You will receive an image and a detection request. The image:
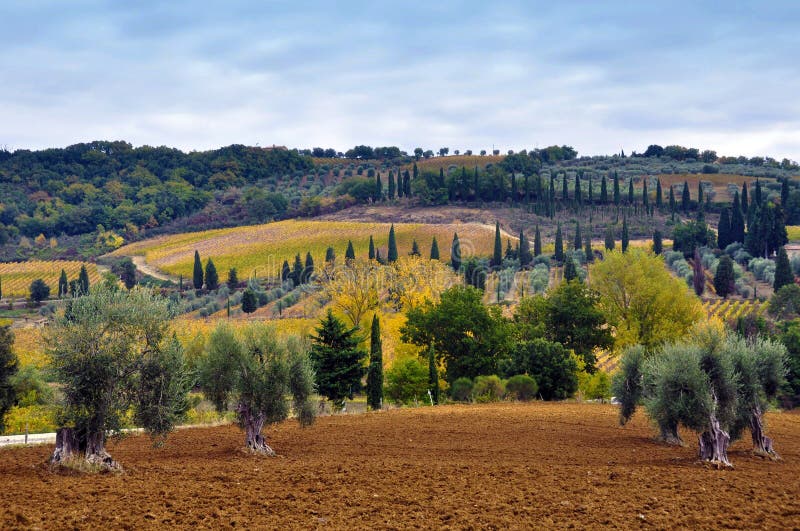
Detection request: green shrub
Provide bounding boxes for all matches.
[505,374,538,401]
[450,377,474,402]
[385,357,429,405]
[584,371,611,401]
[472,375,505,403]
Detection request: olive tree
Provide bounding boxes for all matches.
[47,287,188,470]
[198,323,315,455]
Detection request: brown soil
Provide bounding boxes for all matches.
[1,403,799,529]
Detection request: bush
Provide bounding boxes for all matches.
[472,375,505,403]
[505,374,538,401]
[450,377,474,402]
[384,357,429,405]
[584,371,611,401]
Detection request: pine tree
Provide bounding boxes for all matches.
[368,235,375,260]
[193,250,203,290]
[652,230,663,255]
[281,260,291,283]
[492,222,502,268]
[600,175,608,204]
[345,240,355,261]
[387,224,398,263]
[621,216,629,252]
[304,252,315,283]
[205,259,219,290]
[574,221,582,250]
[655,179,663,208]
[774,246,794,291]
[534,225,542,256]
[451,233,461,271]
[613,172,620,205]
[430,237,440,260]
[310,310,367,410]
[628,178,634,204]
[554,224,564,262]
[731,192,745,244]
[325,246,335,264]
[605,225,615,251]
[519,230,532,267]
[388,171,396,200]
[714,255,735,298]
[227,268,238,290]
[366,314,383,410]
[428,343,439,405]
[564,257,578,282]
[241,288,257,313]
[717,208,731,249]
[642,179,649,207]
[410,239,421,257]
[682,181,690,212]
[58,269,68,297]
[78,264,90,295]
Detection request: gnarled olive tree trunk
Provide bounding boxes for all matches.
[50,427,120,470]
[237,403,275,456]
[656,420,683,446]
[749,404,779,460]
[698,414,732,468]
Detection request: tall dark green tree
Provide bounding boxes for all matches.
[653,230,663,255]
[642,179,649,208]
[410,239,421,257]
[241,288,257,313]
[403,169,411,197]
[0,324,16,433]
[121,260,137,290]
[292,254,303,287]
[717,208,732,249]
[205,259,219,290]
[774,247,794,291]
[613,172,620,205]
[492,222,502,268]
[193,250,203,290]
[621,216,629,252]
[534,225,542,256]
[554,224,564,262]
[574,174,582,205]
[519,230,532,267]
[366,314,383,410]
[561,173,568,201]
[388,171,396,200]
[574,221,582,250]
[564,258,578,282]
[655,179,663,208]
[600,175,608,204]
[714,255,735,298]
[325,246,335,264]
[309,310,367,411]
[451,233,461,271]
[281,260,291,283]
[584,233,594,263]
[682,181,691,212]
[368,235,376,260]
[731,192,745,244]
[303,252,315,283]
[781,177,789,206]
[430,237,440,260]
[428,343,439,405]
[345,240,355,261]
[58,269,69,297]
[78,264,90,295]
[742,182,749,217]
[387,224,398,263]
[627,179,634,204]
[605,225,615,251]
[755,179,762,206]
[669,185,676,213]
[697,180,704,206]
[374,173,383,201]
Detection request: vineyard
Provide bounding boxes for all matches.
[0,260,101,298]
[657,173,764,203]
[702,298,768,322]
[111,220,498,280]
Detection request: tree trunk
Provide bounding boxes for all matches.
[750,404,780,460]
[238,404,274,456]
[698,414,732,468]
[50,427,120,470]
[656,420,683,446]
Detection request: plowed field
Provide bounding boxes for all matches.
[1,403,799,529]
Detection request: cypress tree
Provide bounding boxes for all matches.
[714,255,735,298]
[304,252,315,283]
[205,259,219,290]
[741,182,749,216]
[561,173,568,201]
[554,224,564,262]
[492,222,502,268]
[584,233,594,263]
[511,173,518,202]
[387,224,398,263]
[731,192,745,244]
[325,246,335,264]
[375,249,385,265]
[366,314,384,410]
[782,178,790,206]
[621,215,629,252]
[682,181,690,212]
[292,254,303,287]
[374,174,383,201]
[519,230,532,266]
[193,250,203,289]
[345,240,355,261]
[574,174,581,205]
[564,257,578,282]
[549,176,556,207]
[534,225,542,256]
[227,268,238,290]
[58,269,68,297]
[388,171,396,200]
[461,167,470,200]
[755,179,762,206]
[774,246,794,291]
[281,259,291,282]
[717,208,731,249]
[613,172,620,205]
[655,179,663,208]
[669,185,676,213]
[642,179,649,207]
[587,175,593,205]
[451,233,461,271]
[653,230,663,255]
[428,343,439,405]
[413,162,419,181]
[410,239,421,257]
[403,169,411,197]
[600,175,608,204]
[368,235,375,260]
[605,226,615,251]
[697,180,704,206]
[78,264,90,295]
[574,221,582,250]
[627,178,634,204]
[430,237,440,260]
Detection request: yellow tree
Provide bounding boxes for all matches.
[323,258,383,329]
[388,256,460,312]
[590,249,703,351]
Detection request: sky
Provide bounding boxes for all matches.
[1,1,799,160]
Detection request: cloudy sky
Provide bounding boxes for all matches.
[1,1,799,159]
